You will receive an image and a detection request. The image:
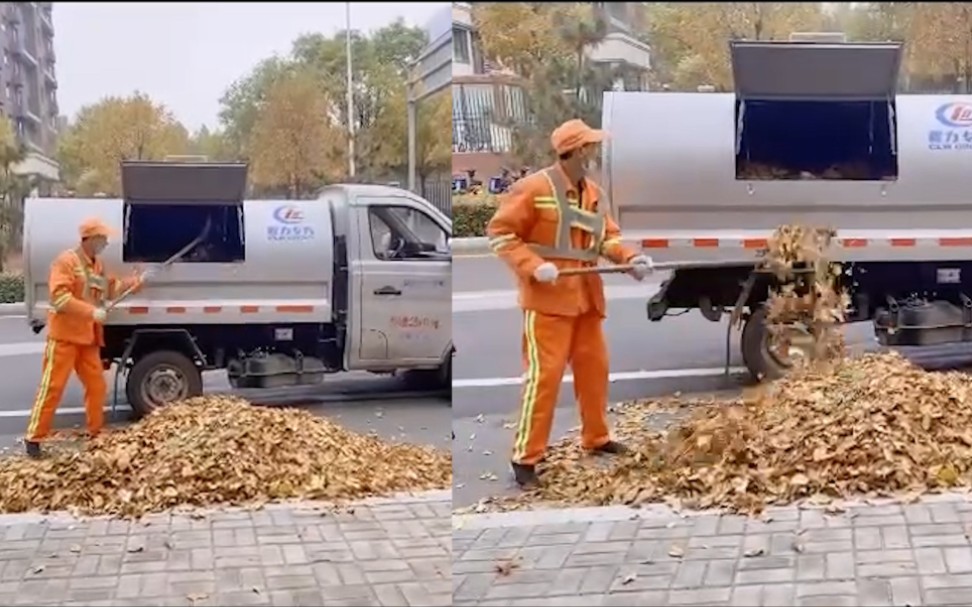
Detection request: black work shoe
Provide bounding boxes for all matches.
[24,441,42,459]
[511,462,540,489]
[592,440,628,455]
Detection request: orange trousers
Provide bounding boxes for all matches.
[26,339,106,442]
[512,310,611,465]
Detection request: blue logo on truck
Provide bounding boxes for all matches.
[267,205,315,241]
[928,102,972,151]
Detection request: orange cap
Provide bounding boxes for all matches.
[78,217,115,239]
[550,119,607,155]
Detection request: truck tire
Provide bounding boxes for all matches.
[126,350,203,419]
[740,307,789,381]
[402,357,451,394]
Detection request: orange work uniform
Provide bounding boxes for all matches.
[487,163,639,466]
[26,247,139,442]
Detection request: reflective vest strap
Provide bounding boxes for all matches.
[70,249,105,305]
[528,244,600,262]
[543,168,606,253]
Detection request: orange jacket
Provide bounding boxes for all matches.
[47,248,140,346]
[487,165,637,317]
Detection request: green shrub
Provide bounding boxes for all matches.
[453,193,499,238]
[0,273,23,303]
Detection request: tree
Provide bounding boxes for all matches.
[476,4,618,167]
[471,3,596,78]
[288,19,429,179]
[56,93,190,196]
[903,3,972,92]
[189,126,234,161]
[647,3,824,90]
[217,57,296,161]
[0,116,31,269]
[247,68,341,198]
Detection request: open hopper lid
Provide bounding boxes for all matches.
[730,39,903,100]
[121,161,248,205]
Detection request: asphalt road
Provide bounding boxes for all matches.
[451,253,972,509]
[0,317,451,458]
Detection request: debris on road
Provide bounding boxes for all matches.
[0,396,451,517]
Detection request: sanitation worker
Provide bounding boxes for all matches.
[24,217,151,458]
[487,118,654,488]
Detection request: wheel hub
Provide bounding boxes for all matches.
[766,324,815,368]
[142,366,189,405]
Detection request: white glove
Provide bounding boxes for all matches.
[140,266,159,282]
[628,255,653,281]
[92,308,107,323]
[533,262,559,284]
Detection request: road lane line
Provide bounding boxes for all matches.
[453,283,665,313]
[453,366,747,388]
[0,342,45,357]
[0,406,107,419]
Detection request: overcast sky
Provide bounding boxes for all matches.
[54,2,449,132]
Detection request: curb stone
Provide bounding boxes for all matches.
[452,237,490,254]
[451,489,972,529]
[0,489,452,524]
[0,302,23,316]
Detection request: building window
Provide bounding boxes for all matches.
[3,52,8,65]
[453,26,470,64]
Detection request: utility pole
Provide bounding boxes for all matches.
[346,2,356,179]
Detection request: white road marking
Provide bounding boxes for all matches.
[0,342,45,357]
[0,406,114,419]
[453,366,747,388]
[453,283,665,313]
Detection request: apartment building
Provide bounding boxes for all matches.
[452,1,651,178]
[0,2,59,183]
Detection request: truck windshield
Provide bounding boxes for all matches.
[735,98,898,181]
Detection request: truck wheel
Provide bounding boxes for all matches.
[740,307,792,381]
[402,358,451,394]
[126,350,203,419]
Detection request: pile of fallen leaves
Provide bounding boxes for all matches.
[0,396,451,517]
[509,352,972,514]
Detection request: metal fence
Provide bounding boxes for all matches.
[420,177,452,217]
[452,82,527,154]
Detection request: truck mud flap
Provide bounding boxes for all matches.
[647,274,676,321]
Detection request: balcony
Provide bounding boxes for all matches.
[4,4,20,24]
[14,38,38,67]
[586,32,651,70]
[43,67,55,88]
[40,9,53,34]
[15,102,42,126]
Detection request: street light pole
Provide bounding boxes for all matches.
[345,1,356,180]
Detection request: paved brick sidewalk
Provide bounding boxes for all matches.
[0,490,451,606]
[452,492,972,606]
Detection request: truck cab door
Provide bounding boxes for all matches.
[347,195,451,370]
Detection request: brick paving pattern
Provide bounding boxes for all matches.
[0,490,451,606]
[452,492,972,606]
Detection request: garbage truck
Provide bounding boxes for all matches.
[601,36,972,379]
[23,161,453,416]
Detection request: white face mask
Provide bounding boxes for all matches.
[92,241,107,256]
